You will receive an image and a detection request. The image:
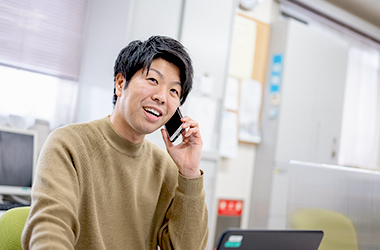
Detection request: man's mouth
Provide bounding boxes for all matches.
[143,107,162,117]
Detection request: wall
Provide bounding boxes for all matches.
[213,0,274,232]
[75,0,132,123]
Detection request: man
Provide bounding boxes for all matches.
[22,36,208,249]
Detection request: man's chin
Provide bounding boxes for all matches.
[143,125,163,135]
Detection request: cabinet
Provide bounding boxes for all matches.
[250,18,349,228]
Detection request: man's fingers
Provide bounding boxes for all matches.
[161,128,173,148]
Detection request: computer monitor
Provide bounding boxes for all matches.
[0,126,37,197]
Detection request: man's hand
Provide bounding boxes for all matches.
[161,116,202,178]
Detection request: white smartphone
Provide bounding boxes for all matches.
[165,108,185,142]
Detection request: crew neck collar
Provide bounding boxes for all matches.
[98,116,146,157]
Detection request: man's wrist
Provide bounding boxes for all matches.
[179,168,202,179]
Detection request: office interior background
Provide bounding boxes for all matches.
[0,0,380,249]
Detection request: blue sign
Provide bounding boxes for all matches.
[269,54,283,94]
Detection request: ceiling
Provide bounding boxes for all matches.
[326,0,380,28]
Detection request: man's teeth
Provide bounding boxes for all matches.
[144,107,160,117]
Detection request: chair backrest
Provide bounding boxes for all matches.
[0,206,30,250]
[290,208,358,250]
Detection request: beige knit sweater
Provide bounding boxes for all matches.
[21,117,208,249]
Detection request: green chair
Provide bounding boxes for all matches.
[290,208,358,250]
[0,206,30,250]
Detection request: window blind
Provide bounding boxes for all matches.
[0,0,88,80]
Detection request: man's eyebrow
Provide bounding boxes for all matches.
[150,68,181,86]
[149,68,164,78]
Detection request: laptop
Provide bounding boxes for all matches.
[216,229,324,250]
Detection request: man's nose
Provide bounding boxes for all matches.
[152,87,167,104]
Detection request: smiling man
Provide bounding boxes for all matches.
[22,36,208,250]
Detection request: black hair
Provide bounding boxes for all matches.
[113,36,193,107]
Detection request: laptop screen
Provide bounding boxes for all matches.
[216,229,323,250]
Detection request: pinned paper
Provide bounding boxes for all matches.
[219,110,238,158]
[183,95,217,152]
[198,74,215,96]
[239,79,262,143]
[228,15,257,78]
[224,76,239,111]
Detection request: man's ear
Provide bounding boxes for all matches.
[115,73,125,97]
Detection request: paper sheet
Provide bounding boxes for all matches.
[199,74,215,96]
[228,15,257,78]
[223,76,240,111]
[182,94,217,152]
[238,79,262,143]
[219,110,238,158]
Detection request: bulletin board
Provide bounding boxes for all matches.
[220,13,270,156]
[239,13,270,144]
[250,15,271,85]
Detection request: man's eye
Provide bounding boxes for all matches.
[149,78,158,84]
[171,89,179,96]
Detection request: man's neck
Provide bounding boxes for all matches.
[108,115,145,144]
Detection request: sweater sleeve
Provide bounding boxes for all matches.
[21,128,81,250]
[158,170,209,250]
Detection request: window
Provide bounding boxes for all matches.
[339,43,380,169]
[0,0,88,129]
[0,66,78,129]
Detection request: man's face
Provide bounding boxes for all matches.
[112,58,182,143]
